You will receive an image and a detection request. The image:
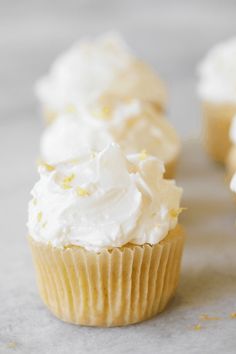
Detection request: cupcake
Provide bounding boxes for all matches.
[226,116,236,178]
[27,144,184,327]
[40,99,181,179]
[35,32,167,123]
[230,171,236,194]
[197,37,236,163]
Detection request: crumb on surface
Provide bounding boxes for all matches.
[193,324,202,331]
[230,312,236,319]
[6,341,17,349]
[199,314,221,321]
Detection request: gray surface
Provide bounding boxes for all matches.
[1,1,236,353]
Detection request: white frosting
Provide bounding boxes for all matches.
[197,37,236,103]
[230,172,236,192]
[40,100,179,165]
[36,32,133,111]
[229,115,236,144]
[28,144,182,251]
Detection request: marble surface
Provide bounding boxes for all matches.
[1,1,236,353]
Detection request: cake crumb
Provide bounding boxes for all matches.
[230,312,236,319]
[199,314,221,321]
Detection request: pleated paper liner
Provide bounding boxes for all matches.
[165,157,178,179]
[202,101,236,163]
[226,145,236,181]
[29,225,184,327]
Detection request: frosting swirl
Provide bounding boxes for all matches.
[35,32,166,112]
[40,100,180,165]
[197,37,236,103]
[28,144,182,251]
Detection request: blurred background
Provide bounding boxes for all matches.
[2,1,236,353]
[3,0,236,136]
[2,0,236,203]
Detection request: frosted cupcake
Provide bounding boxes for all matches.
[35,32,167,123]
[226,116,236,178]
[197,37,236,163]
[40,99,181,179]
[27,144,184,327]
[230,171,236,191]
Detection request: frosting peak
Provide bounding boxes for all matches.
[197,37,236,103]
[40,100,180,165]
[36,32,133,111]
[28,144,182,251]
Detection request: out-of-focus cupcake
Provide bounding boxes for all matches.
[226,115,236,178]
[40,99,181,179]
[27,143,184,327]
[36,32,167,123]
[197,38,236,163]
[230,171,236,199]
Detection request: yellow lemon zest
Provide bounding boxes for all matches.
[92,106,111,120]
[37,212,42,222]
[169,207,187,218]
[61,174,75,189]
[38,160,55,172]
[139,149,148,161]
[76,186,90,197]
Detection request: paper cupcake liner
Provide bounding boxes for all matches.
[226,145,236,181]
[29,226,184,327]
[202,101,236,163]
[165,157,178,179]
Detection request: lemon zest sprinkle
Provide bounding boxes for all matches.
[37,212,42,222]
[38,161,55,172]
[61,174,75,189]
[92,106,111,120]
[63,174,75,184]
[139,149,148,161]
[76,186,90,197]
[169,207,187,218]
